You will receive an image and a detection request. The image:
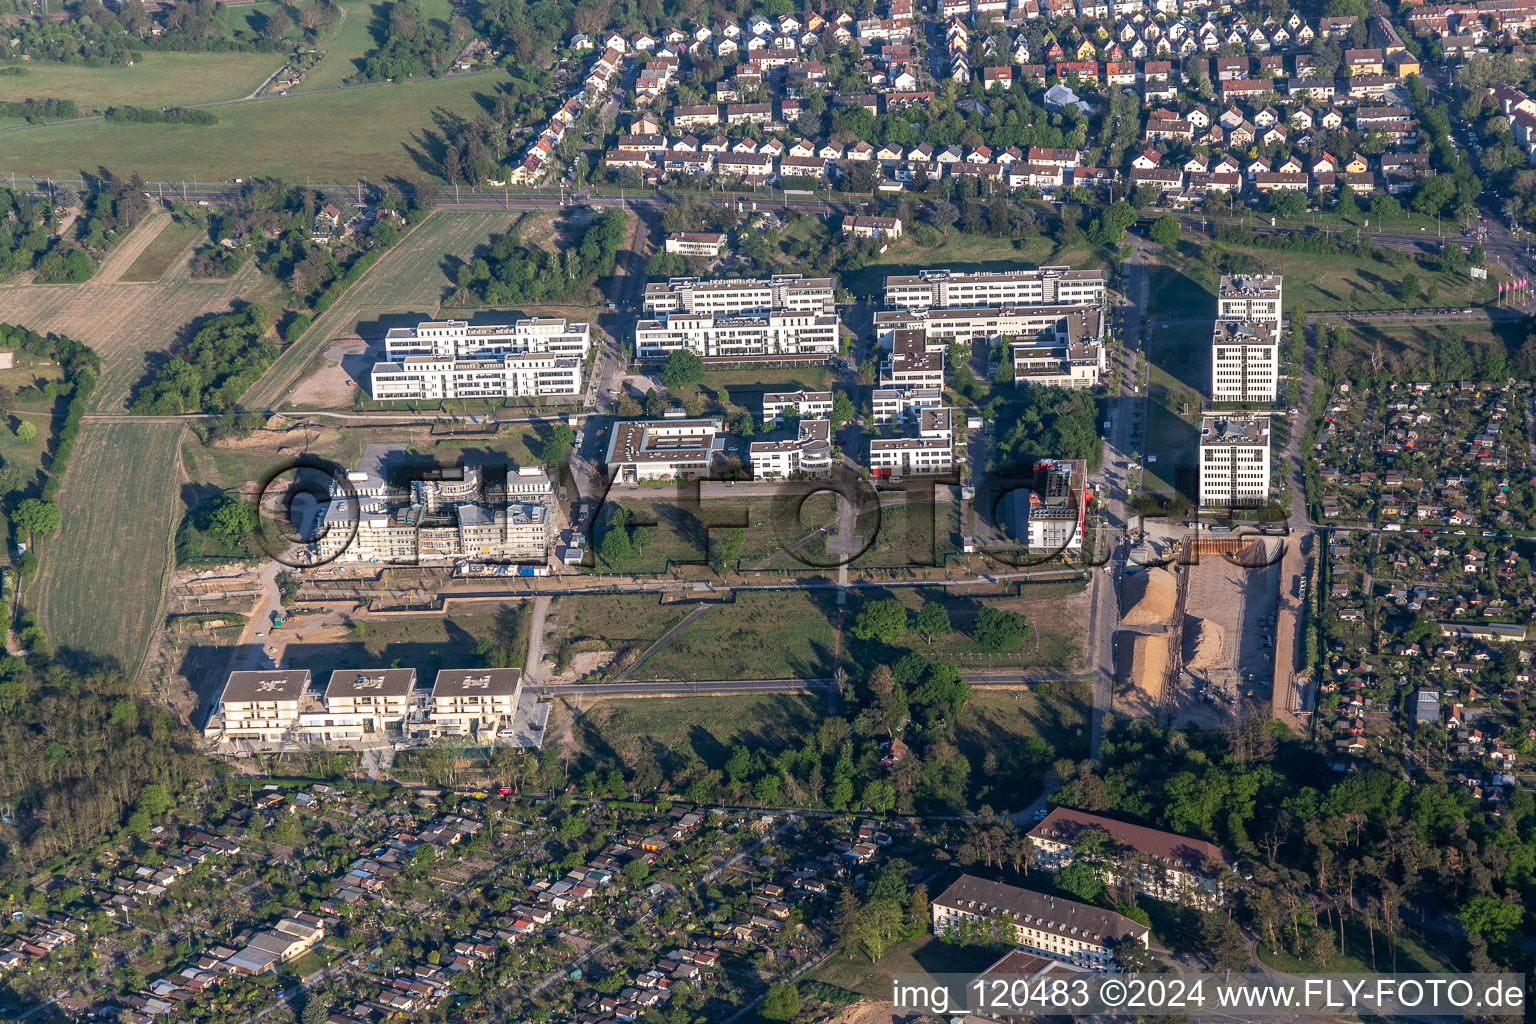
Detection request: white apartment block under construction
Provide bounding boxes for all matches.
[884,266,1106,310]
[311,444,554,564]
[1198,416,1272,508]
[1211,319,1281,403]
[203,667,527,746]
[641,274,835,316]
[370,318,591,401]
[634,311,839,361]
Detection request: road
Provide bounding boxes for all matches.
[537,670,1077,698]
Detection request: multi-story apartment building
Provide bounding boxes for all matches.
[1217,275,1283,340]
[762,389,833,423]
[302,668,420,740]
[872,386,943,424]
[1198,416,1272,508]
[749,418,834,478]
[932,875,1149,969]
[868,436,954,477]
[880,330,946,390]
[1028,808,1233,907]
[634,311,839,360]
[381,318,592,359]
[605,416,724,482]
[640,274,835,315]
[427,668,523,739]
[370,317,591,400]
[205,670,312,742]
[884,266,1105,309]
[1211,319,1280,403]
[313,445,554,564]
[877,305,1106,388]
[371,352,583,401]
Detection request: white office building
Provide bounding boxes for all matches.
[370,317,591,400]
[604,416,725,482]
[884,266,1106,310]
[1211,319,1280,403]
[1217,275,1283,338]
[868,436,954,477]
[1198,416,1272,507]
[932,875,1148,970]
[641,274,836,315]
[762,389,833,423]
[872,386,943,424]
[750,418,834,478]
[634,312,840,360]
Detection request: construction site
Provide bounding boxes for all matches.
[1114,533,1283,729]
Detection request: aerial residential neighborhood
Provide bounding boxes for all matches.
[3,0,1536,1016]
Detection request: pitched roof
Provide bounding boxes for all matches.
[1029,807,1233,872]
[934,874,1148,945]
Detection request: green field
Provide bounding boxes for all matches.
[0,52,283,112]
[812,934,1000,997]
[238,210,523,409]
[567,693,828,771]
[31,422,186,680]
[635,590,839,680]
[1147,245,1499,318]
[0,73,502,181]
[845,582,1088,671]
[119,218,206,283]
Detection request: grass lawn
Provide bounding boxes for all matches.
[596,495,812,573]
[31,422,186,680]
[567,693,827,773]
[635,589,839,680]
[956,686,1091,789]
[0,52,283,112]
[547,593,693,654]
[119,218,206,283]
[839,232,1098,299]
[1150,243,1501,318]
[811,934,999,998]
[0,73,504,180]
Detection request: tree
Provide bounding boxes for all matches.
[761,982,800,1021]
[208,498,259,549]
[830,389,856,428]
[1370,194,1402,220]
[301,996,329,1024]
[1148,215,1181,247]
[14,421,35,441]
[540,424,577,464]
[661,349,706,390]
[1056,861,1105,902]
[914,601,951,644]
[973,607,1027,650]
[600,525,632,565]
[854,598,908,644]
[12,498,60,539]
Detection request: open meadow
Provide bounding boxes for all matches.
[0,72,502,181]
[0,214,268,413]
[0,52,282,113]
[30,421,186,681]
[240,210,526,409]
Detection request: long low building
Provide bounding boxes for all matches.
[383,318,592,359]
[605,416,725,483]
[641,274,835,315]
[885,265,1106,310]
[868,435,954,477]
[877,304,1105,388]
[1028,807,1234,906]
[635,311,839,360]
[762,389,833,423]
[932,874,1148,969]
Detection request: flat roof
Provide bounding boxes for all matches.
[431,668,523,698]
[221,670,312,703]
[1200,416,1271,445]
[325,668,418,700]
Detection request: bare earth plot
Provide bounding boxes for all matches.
[240,210,521,410]
[31,421,186,682]
[0,214,262,413]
